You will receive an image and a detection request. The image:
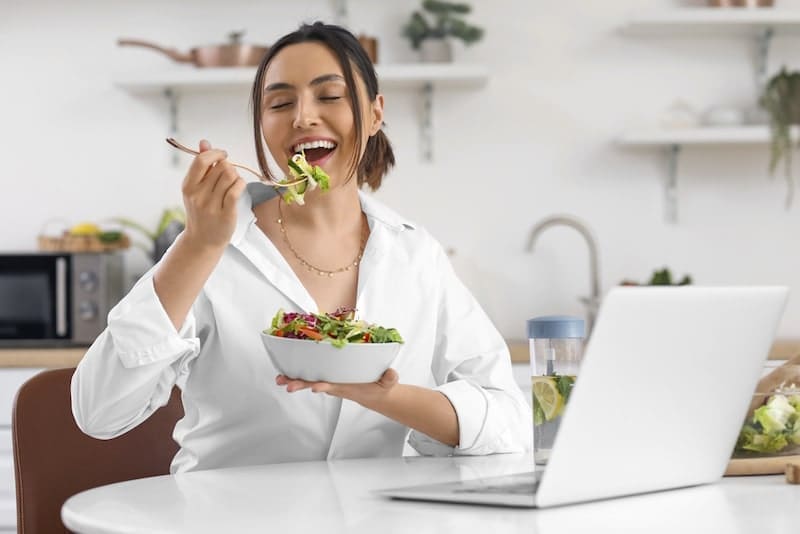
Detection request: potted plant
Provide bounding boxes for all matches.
[402,0,484,62]
[761,67,800,208]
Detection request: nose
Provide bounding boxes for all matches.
[292,94,319,129]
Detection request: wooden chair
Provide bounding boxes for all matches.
[12,367,183,533]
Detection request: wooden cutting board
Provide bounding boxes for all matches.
[725,455,800,476]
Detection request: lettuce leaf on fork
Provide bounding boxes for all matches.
[279,152,331,205]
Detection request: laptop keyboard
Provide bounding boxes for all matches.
[454,472,542,495]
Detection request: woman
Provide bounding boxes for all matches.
[72,22,531,473]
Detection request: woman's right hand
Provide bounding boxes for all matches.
[153,139,247,329]
[181,139,247,251]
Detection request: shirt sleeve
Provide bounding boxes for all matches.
[408,244,533,456]
[71,268,202,440]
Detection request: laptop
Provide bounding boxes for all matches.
[379,286,789,508]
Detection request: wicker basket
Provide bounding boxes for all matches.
[37,232,131,253]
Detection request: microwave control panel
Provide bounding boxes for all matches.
[71,254,124,344]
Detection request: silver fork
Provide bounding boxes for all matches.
[165,138,306,188]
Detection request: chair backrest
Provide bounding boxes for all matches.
[12,367,183,533]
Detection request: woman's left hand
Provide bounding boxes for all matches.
[277,368,459,446]
[276,368,399,405]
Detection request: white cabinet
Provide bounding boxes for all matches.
[0,429,12,533]
[0,368,45,532]
[0,369,47,426]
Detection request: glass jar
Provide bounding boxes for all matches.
[528,315,585,465]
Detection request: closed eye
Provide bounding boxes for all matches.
[269,102,291,110]
[319,96,342,101]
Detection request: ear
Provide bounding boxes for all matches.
[368,94,385,136]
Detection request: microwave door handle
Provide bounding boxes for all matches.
[55,257,67,337]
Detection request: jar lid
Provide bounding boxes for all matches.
[527,315,585,339]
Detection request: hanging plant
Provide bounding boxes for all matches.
[761,67,800,208]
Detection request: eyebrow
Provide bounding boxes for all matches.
[265,73,345,92]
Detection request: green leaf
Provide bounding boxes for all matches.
[742,432,789,454]
[312,166,331,190]
[271,309,285,330]
[98,231,123,243]
[287,158,305,177]
[762,67,800,207]
[423,0,471,15]
[113,216,156,241]
[648,268,672,285]
[155,207,186,237]
[403,0,483,49]
[281,187,305,205]
[289,153,315,176]
[754,395,795,433]
[555,375,574,404]
[791,418,800,446]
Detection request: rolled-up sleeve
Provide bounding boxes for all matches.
[408,245,532,456]
[71,272,202,440]
[110,275,200,369]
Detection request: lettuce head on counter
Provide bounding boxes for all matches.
[735,390,800,455]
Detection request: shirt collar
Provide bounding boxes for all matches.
[357,190,416,233]
[230,183,416,248]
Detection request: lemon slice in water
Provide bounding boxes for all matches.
[532,376,564,421]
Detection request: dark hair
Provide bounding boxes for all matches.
[251,22,395,191]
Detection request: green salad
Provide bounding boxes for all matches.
[266,308,403,348]
[279,152,331,205]
[735,388,800,455]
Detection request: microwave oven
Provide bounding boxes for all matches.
[0,252,125,346]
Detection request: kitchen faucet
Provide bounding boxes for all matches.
[526,214,601,338]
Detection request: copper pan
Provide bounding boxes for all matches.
[118,31,269,68]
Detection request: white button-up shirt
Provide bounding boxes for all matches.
[71,186,532,473]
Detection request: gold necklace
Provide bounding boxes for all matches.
[276,201,366,278]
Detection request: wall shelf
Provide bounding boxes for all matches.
[619,8,800,222]
[617,125,800,222]
[113,64,488,92]
[618,125,775,146]
[622,8,800,36]
[113,64,489,162]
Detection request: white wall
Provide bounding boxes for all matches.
[3,0,800,341]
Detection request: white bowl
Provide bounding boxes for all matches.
[261,333,402,383]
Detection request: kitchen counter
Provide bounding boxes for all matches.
[506,338,800,364]
[0,347,86,368]
[2,338,798,368]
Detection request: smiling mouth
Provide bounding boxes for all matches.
[293,140,337,164]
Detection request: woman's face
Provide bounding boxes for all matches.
[260,42,383,187]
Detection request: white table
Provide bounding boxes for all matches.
[62,454,800,534]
